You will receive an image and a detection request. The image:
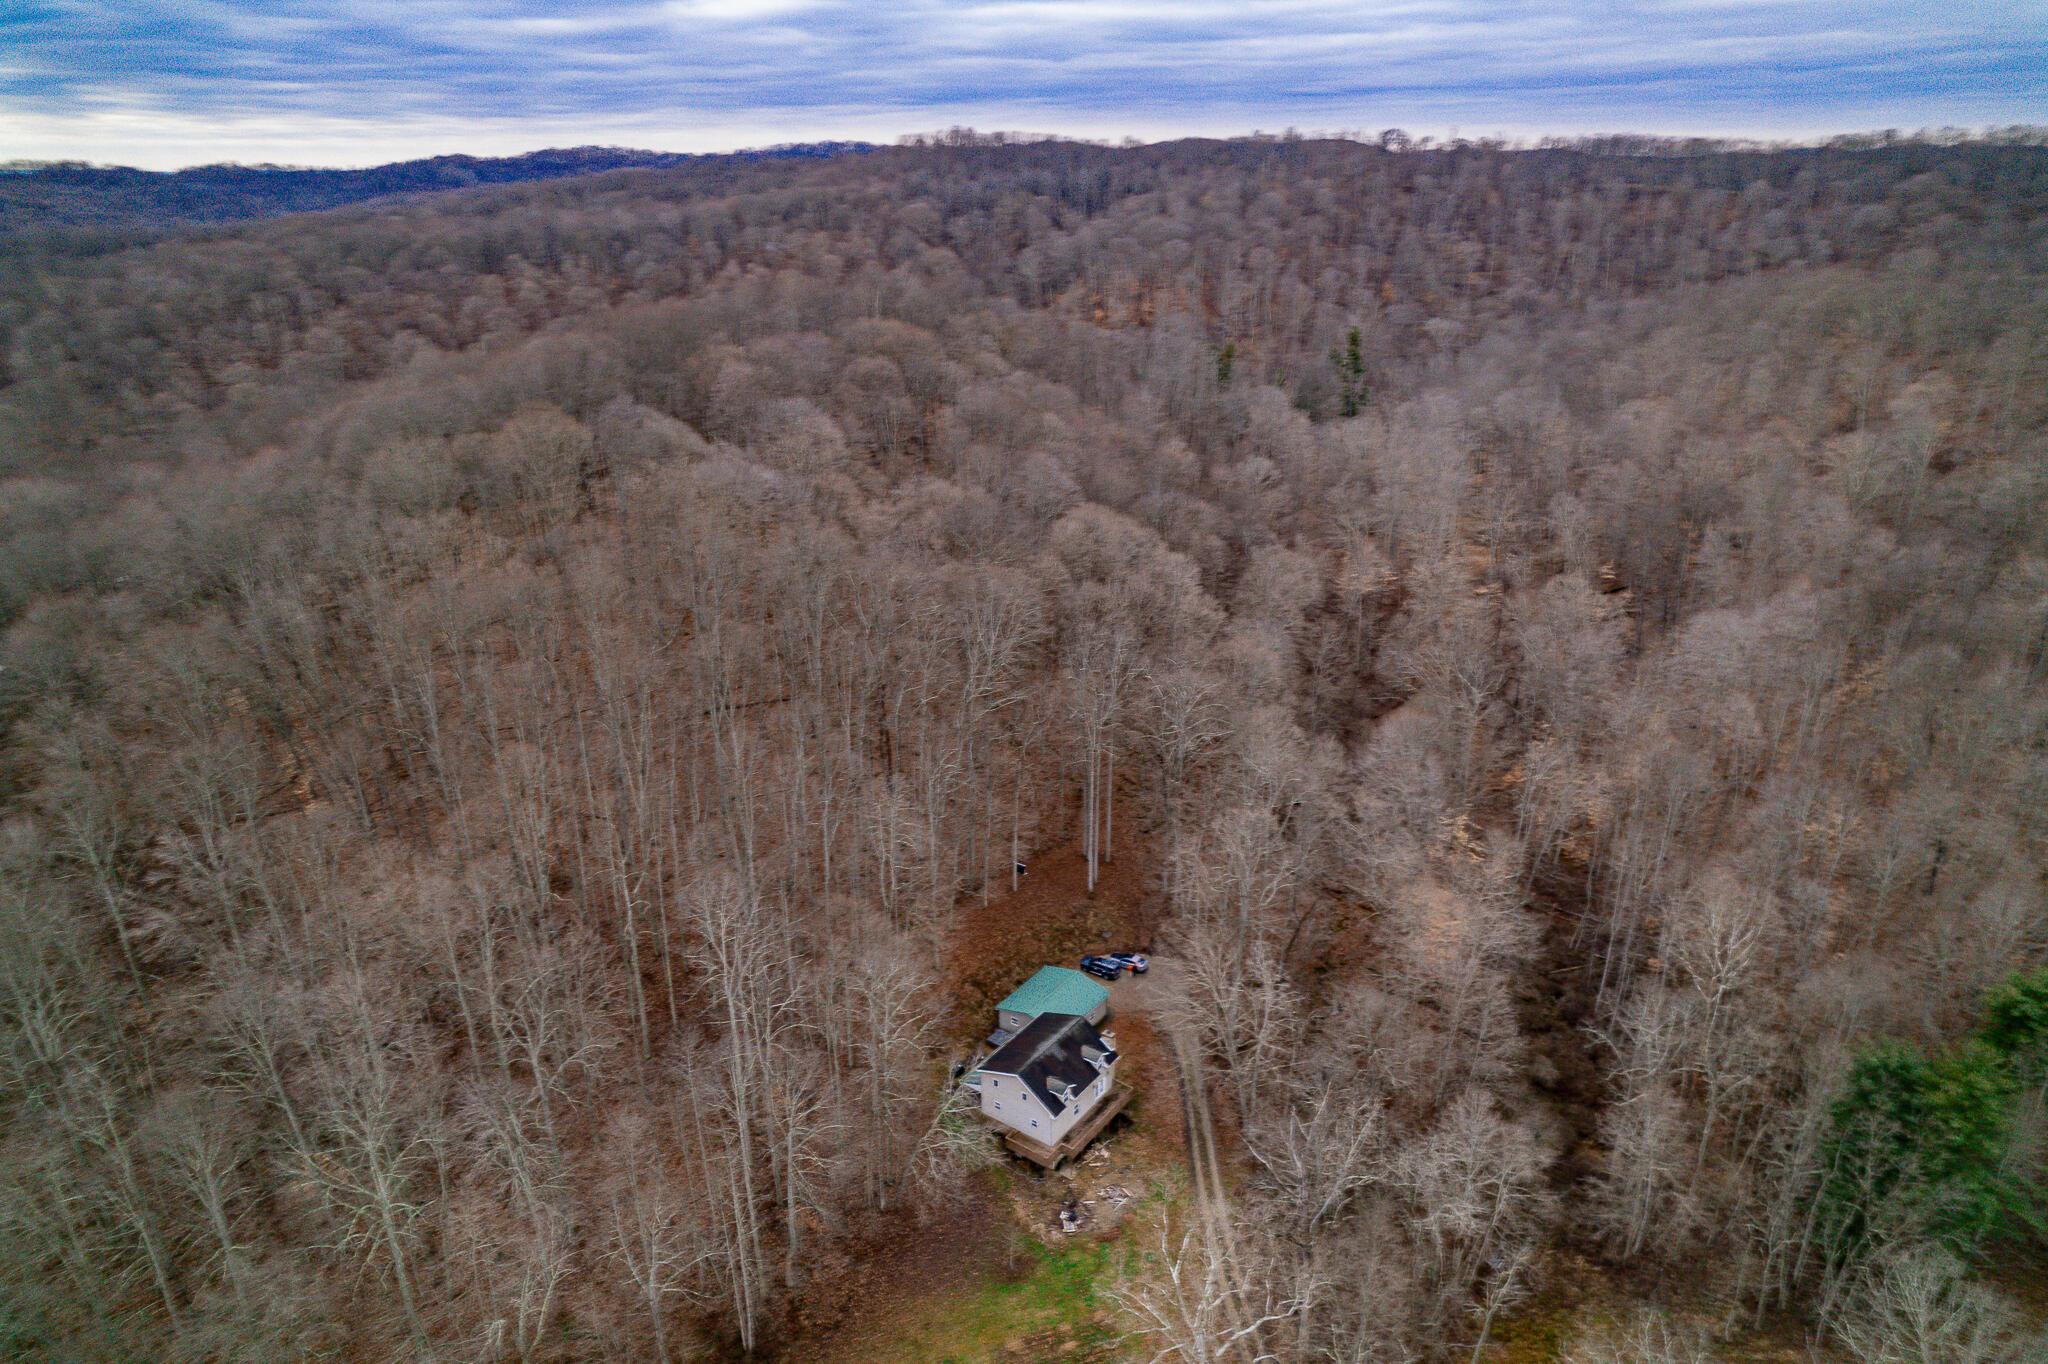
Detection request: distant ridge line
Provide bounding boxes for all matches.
[0,142,875,236]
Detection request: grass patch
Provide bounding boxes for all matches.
[844,1236,1132,1364]
[1480,1303,1573,1362]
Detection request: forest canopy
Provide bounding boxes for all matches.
[0,132,2045,1361]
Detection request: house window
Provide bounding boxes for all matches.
[1031,1119,1039,1128]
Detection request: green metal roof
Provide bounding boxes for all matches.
[997,965,1109,1020]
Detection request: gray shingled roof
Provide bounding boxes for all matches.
[981,1011,1117,1115]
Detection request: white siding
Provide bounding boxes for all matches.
[979,1072,1051,1133]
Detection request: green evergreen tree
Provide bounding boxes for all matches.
[1330,326,1367,417]
[1822,971,2048,1262]
[1981,966,2048,1085]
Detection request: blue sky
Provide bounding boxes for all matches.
[2,1,2042,168]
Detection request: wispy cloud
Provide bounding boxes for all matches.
[0,0,2039,166]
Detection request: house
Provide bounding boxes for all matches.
[978,1011,1129,1169]
[989,965,1110,1046]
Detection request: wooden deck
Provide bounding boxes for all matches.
[1000,1084,1133,1170]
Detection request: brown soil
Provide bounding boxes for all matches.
[1097,1009,1181,1162]
[1517,866,1610,1193]
[776,1195,999,1361]
[942,839,1158,1043]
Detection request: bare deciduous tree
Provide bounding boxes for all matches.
[1112,1217,1304,1364]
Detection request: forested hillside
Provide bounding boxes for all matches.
[0,142,869,239]
[1,132,2046,1362]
